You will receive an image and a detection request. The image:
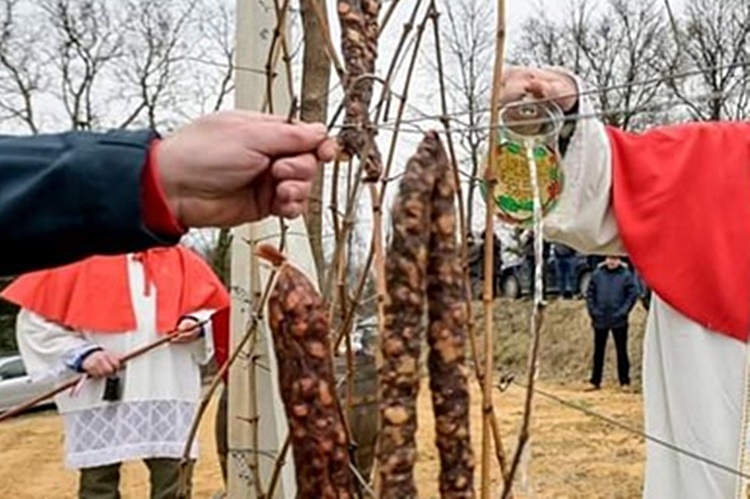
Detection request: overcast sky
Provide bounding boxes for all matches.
[506,0,688,35]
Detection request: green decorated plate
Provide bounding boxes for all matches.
[481,140,563,226]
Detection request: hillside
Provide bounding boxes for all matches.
[484,297,648,388]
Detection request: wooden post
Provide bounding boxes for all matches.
[228,1,320,497]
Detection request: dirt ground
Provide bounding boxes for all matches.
[0,384,644,498]
[0,299,648,497]
[417,380,645,498]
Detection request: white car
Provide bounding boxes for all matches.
[0,355,56,414]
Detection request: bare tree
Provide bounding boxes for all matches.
[0,0,235,133]
[0,0,47,132]
[512,2,587,74]
[40,0,123,130]
[194,1,235,114]
[439,0,494,231]
[113,0,198,131]
[300,0,332,284]
[663,0,750,120]
[515,0,669,131]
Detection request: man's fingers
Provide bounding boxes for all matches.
[270,153,319,181]
[101,352,120,372]
[223,110,294,123]
[317,138,337,163]
[271,176,312,218]
[234,110,286,122]
[171,333,189,343]
[91,361,113,378]
[103,356,120,374]
[525,81,549,100]
[276,179,313,204]
[499,89,525,107]
[177,319,200,333]
[245,122,329,157]
[171,330,199,343]
[273,200,306,219]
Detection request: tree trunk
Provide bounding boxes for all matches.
[300,0,332,287]
[466,151,480,236]
[211,228,233,287]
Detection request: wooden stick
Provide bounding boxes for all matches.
[427,1,513,488]
[482,1,507,498]
[264,434,292,498]
[0,323,201,423]
[309,0,347,82]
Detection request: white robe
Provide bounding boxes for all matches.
[16,255,214,470]
[545,89,750,498]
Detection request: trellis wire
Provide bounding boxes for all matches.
[503,378,750,482]
[179,1,750,497]
[186,54,750,122]
[332,89,733,136]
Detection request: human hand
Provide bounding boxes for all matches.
[500,67,579,113]
[81,350,121,378]
[155,111,337,228]
[171,316,204,344]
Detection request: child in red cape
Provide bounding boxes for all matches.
[2,246,229,498]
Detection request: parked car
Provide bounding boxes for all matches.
[0,355,56,414]
[498,252,593,298]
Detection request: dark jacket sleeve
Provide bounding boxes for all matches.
[585,271,599,320]
[617,270,640,317]
[1,130,181,275]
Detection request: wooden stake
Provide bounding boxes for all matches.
[482,1,507,498]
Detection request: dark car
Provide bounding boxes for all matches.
[498,252,593,298]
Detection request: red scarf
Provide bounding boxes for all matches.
[609,122,750,341]
[1,246,230,335]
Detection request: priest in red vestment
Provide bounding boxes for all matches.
[500,66,750,499]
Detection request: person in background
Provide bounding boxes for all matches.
[468,231,504,298]
[1,246,229,499]
[585,255,639,391]
[552,243,577,299]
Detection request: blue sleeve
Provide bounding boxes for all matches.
[613,271,639,318]
[585,272,599,317]
[624,272,639,311]
[0,130,181,275]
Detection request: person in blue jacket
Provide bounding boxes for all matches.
[1,110,335,275]
[585,255,639,390]
[552,243,577,299]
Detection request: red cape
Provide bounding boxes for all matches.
[211,305,230,383]
[1,246,230,341]
[609,122,750,341]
